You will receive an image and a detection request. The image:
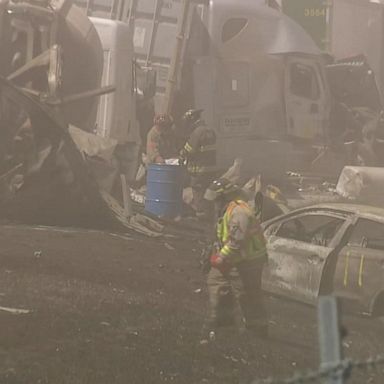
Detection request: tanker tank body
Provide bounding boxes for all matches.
[56,2,105,132]
[0,0,104,132]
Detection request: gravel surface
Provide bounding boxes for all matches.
[0,224,382,384]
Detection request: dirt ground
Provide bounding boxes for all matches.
[0,224,382,384]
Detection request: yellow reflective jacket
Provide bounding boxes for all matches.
[217,200,267,264]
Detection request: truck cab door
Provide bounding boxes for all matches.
[284,55,330,142]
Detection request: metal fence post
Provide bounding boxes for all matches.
[317,295,344,384]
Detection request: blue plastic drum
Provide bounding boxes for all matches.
[145,164,184,218]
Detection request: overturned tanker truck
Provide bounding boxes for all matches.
[0,0,161,234]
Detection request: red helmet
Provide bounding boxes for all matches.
[154,114,173,128]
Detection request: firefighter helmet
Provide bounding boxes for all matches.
[204,178,241,201]
[182,109,204,129]
[154,113,173,128]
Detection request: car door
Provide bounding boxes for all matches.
[334,218,384,314]
[284,55,330,142]
[262,211,346,304]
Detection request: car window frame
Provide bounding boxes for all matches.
[265,210,350,248]
[347,217,384,251]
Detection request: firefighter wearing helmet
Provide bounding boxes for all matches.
[202,178,268,341]
[180,109,217,218]
[146,114,178,164]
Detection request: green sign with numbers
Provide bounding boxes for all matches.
[282,0,329,50]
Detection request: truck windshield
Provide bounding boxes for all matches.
[222,18,248,43]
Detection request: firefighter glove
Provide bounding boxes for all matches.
[210,254,230,274]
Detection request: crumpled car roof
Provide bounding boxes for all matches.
[277,202,384,223]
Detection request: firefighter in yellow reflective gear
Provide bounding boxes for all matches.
[179,109,216,218]
[203,178,268,339]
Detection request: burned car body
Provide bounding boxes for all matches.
[262,203,384,316]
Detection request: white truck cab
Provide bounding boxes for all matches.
[83,0,333,177]
[90,17,141,180]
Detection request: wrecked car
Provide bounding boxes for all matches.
[262,203,384,316]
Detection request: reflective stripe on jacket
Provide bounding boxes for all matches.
[217,200,267,264]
